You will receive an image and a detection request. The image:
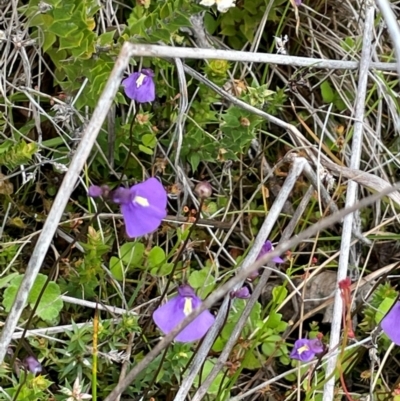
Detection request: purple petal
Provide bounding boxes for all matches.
[153,296,186,335]
[381,302,400,345]
[175,309,215,342]
[122,70,155,103]
[257,240,284,264]
[111,187,132,204]
[290,339,316,362]
[120,178,167,238]
[178,284,196,298]
[153,289,215,342]
[308,338,324,354]
[141,68,155,77]
[88,185,103,197]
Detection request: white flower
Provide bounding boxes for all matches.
[200,0,236,12]
[60,377,92,401]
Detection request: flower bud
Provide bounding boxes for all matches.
[231,286,251,299]
[195,181,212,199]
[240,117,250,127]
[88,185,110,198]
[24,356,42,375]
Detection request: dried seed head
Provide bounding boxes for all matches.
[194,181,212,199]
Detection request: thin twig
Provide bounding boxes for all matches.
[125,43,396,71]
[322,5,374,401]
[0,42,132,365]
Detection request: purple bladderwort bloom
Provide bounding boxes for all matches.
[88,178,167,238]
[257,240,284,264]
[231,286,251,299]
[381,301,400,345]
[122,68,155,103]
[290,338,324,362]
[153,284,215,342]
[23,356,42,375]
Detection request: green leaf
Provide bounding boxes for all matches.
[34,281,63,321]
[241,350,264,369]
[160,2,172,19]
[220,25,237,36]
[141,133,156,148]
[188,267,215,298]
[29,13,54,29]
[375,297,396,324]
[261,335,282,356]
[147,246,166,267]
[42,32,57,52]
[265,311,284,329]
[320,80,335,103]
[193,360,224,395]
[3,274,63,322]
[150,28,172,42]
[204,13,219,35]
[138,144,153,155]
[110,256,125,281]
[189,153,201,172]
[272,286,288,304]
[0,139,37,169]
[59,32,84,50]
[97,30,116,46]
[0,272,19,289]
[150,262,173,277]
[48,21,79,38]
[119,242,145,267]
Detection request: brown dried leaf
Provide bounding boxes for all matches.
[0,173,13,195]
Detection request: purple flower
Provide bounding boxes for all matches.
[89,178,167,238]
[153,284,215,342]
[122,68,155,103]
[110,178,167,238]
[290,338,324,362]
[257,240,284,264]
[381,301,400,345]
[23,356,42,375]
[231,286,251,299]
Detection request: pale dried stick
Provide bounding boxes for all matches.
[374,0,400,78]
[60,296,134,316]
[322,5,374,401]
[9,321,117,340]
[126,43,395,71]
[172,157,307,401]
[0,42,132,364]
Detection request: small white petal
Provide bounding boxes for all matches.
[215,0,235,12]
[134,195,150,207]
[200,0,216,6]
[135,73,146,88]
